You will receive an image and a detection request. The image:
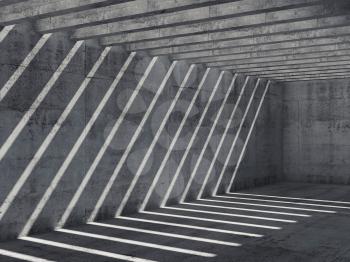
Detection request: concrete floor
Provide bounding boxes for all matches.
[1,182,350,262]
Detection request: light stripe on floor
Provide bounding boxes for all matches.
[0,248,55,262]
[0,25,15,43]
[57,228,216,257]
[20,237,155,262]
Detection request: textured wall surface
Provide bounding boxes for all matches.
[282,79,350,185]
[0,23,282,242]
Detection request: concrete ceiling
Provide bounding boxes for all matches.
[1,0,350,82]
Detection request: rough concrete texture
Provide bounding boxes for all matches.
[281,79,350,185]
[0,182,349,262]
[0,23,281,242]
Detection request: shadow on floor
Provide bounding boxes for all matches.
[1,182,350,262]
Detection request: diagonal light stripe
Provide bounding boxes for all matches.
[20,237,155,262]
[0,46,109,222]
[118,216,262,237]
[139,69,223,212]
[187,76,250,202]
[91,61,178,221]
[0,25,15,43]
[228,192,350,205]
[19,52,136,237]
[89,221,241,247]
[115,68,210,217]
[164,206,297,223]
[56,57,158,229]
[0,248,55,262]
[0,41,83,164]
[225,81,271,193]
[57,228,216,257]
[173,73,237,206]
[142,211,281,230]
[187,202,311,217]
[206,198,336,213]
[0,33,52,102]
[207,78,261,199]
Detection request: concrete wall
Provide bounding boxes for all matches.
[282,79,350,185]
[0,23,282,241]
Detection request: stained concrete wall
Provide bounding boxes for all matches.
[282,79,350,185]
[0,23,282,241]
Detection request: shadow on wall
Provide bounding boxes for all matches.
[0,22,281,242]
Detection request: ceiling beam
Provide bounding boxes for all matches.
[150,35,350,57]
[249,68,350,78]
[183,43,350,64]
[0,0,132,25]
[273,73,350,82]
[72,0,322,40]
[244,64,350,76]
[35,0,236,33]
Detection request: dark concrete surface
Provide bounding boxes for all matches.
[0,182,349,262]
[282,79,350,185]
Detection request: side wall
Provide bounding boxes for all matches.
[0,23,282,241]
[282,79,350,185]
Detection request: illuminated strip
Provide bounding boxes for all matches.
[142,211,281,230]
[90,221,241,247]
[56,57,158,229]
[19,53,136,237]
[186,201,311,217]
[0,33,52,102]
[162,73,237,207]
[91,61,177,221]
[58,228,216,257]
[139,70,223,212]
[206,198,336,213]
[111,64,194,216]
[164,206,297,223]
[216,195,350,210]
[0,42,88,222]
[0,41,83,164]
[115,68,210,217]
[225,81,271,193]
[191,76,251,201]
[0,248,54,262]
[118,216,262,237]
[208,78,261,198]
[0,25,15,43]
[228,192,350,205]
[20,237,155,262]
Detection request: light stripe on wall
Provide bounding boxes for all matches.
[171,73,237,206]
[135,68,212,213]
[183,76,250,202]
[0,33,52,102]
[0,41,83,164]
[0,25,15,43]
[210,79,261,197]
[0,46,110,222]
[140,71,225,211]
[225,81,271,193]
[56,57,158,229]
[19,52,136,237]
[93,61,177,220]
